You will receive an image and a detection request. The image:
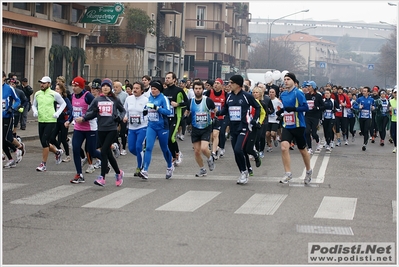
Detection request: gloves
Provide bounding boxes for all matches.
[18,107,24,113]
[285,106,296,112]
[212,117,218,125]
[53,112,59,118]
[215,111,220,117]
[276,109,284,117]
[33,111,38,117]
[146,103,157,110]
[143,109,148,116]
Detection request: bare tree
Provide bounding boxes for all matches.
[375,30,397,87]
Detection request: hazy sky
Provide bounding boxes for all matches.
[249,1,398,24]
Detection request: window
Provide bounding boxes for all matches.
[13,3,28,10]
[169,20,173,36]
[53,4,67,20]
[196,6,205,27]
[71,8,82,23]
[71,36,79,48]
[35,3,45,14]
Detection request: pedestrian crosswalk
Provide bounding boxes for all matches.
[3,182,395,226]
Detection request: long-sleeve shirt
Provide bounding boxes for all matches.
[2,82,21,118]
[124,94,148,130]
[352,96,375,119]
[280,87,309,128]
[145,92,172,131]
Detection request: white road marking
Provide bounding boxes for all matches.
[82,188,156,209]
[314,196,357,220]
[156,190,221,212]
[234,193,287,215]
[314,154,330,183]
[10,185,91,205]
[3,183,26,191]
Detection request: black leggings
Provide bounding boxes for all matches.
[98,130,121,178]
[347,117,356,137]
[378,116,389,140]
[390,121,397,147]
[3,117,16,160]
[305,117,320,148]
[322,119,335,145]
[359,118,371,145]
[50,121,69,156]
[118,121,127,150]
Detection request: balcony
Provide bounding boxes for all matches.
[86,30,146,47]
[159,3,183,14]
[185,51,235,65]
[185,19,227,34]
[158,35,184,54]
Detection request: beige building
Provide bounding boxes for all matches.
[3,2,251,88]
[2,3,89,92]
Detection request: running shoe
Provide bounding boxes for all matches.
[139,170,149,180]
[267,147,273,152]
[20,142,26,156]
[55,149,64,165]
[389,138,393,144]
[255,153,261,167]
[195,168,207,177]
[36,162,46,172]
[304,169,312,185]
[115,170,124,187]
[112,143,120,158]
[279,172,292,184]
[133,167,141,177]
[4,159,16,168]
[259,151,264,158]
[307,148,313,155]
[207,156,215,171]
[85,164,95,173]
[211,151,218,161]
[178,134,184,141]
[81,157,88,167]
[70,173,85,184]
[393,147,397,153]
[325,145,331,152]
[15,149,23,164]
[380,140,384,146]
[62,156,71,162]
[248,167,253,176]
[345,140,349,145]
[120,149,127,156]
[316,143,323,152]
[175,152,183,166]
[166,166,174,179]
[237,171,248,185]
[94,176,106,187]
[362,145,366,151]
[352,136,355,142]
[274,139,279,147]
[371,136,375,143]
[218,148,225,157]
[93,159,101,169]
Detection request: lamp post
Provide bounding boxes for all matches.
[267,9,309,68]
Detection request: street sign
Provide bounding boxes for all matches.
[319,62,326,68]
[80,3,124,24]
[368,64,375,70]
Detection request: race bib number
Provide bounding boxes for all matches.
[195,112,208,123]
[167,106,175,117]
[229,106,241,121]
[147,109,159,121]
[382,105,388,113]
[2,99,6,110]
[73,106,83,118]
[283,112,296,126]
[360,109,370,119]
[130,115,141,125]
[215,102,222,112]
[307,100,314,110]
[98,101,113,116]
[324,110,333,119]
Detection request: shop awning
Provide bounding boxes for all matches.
[3,25,38,37]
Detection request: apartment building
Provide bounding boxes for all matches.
[3,2,251,87]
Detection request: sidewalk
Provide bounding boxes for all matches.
[16,112,73,142]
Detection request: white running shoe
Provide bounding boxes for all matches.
[85,164,95,173]
[236,171,248,185]
[175,152,183,166]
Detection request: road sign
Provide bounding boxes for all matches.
[368,64,375,70]
[319,62,326,68]
[80,3,124,24]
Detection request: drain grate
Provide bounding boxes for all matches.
[296,225,354,235]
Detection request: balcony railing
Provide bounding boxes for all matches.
[185,51,236,65]
[158,34,184,54]
[86,30,146,47]
[185,19,228,33]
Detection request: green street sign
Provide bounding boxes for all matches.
[80,3,124,24]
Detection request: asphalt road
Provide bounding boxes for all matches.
[2,122,397,265]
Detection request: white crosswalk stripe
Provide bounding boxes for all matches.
[156,190,221,212]
[235,193,287,215]
[10,185,91,205]
[82,188,155,209]
[314,196,357,220]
